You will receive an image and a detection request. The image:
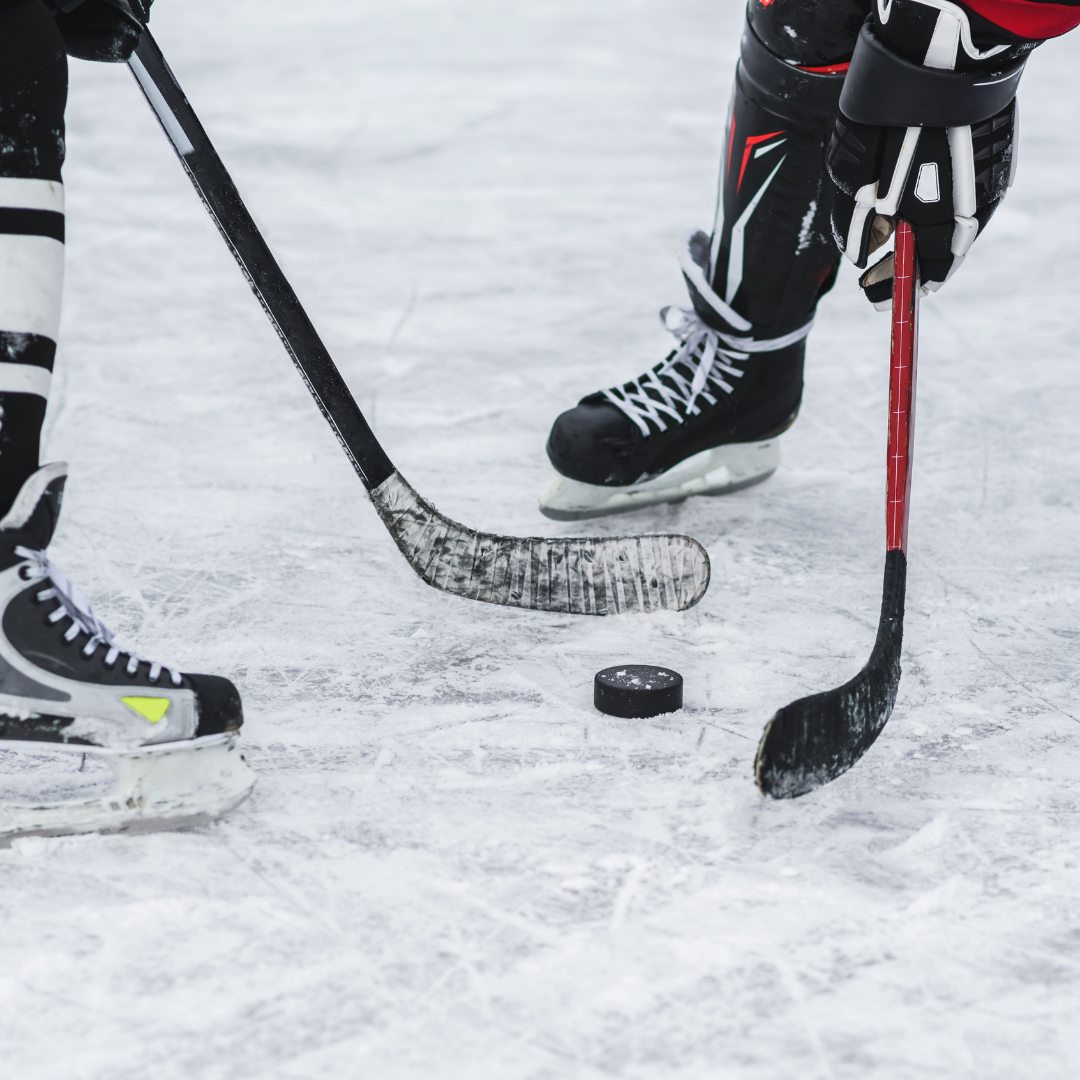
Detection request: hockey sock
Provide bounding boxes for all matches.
[0,0,68,519]
[708,0,869,340]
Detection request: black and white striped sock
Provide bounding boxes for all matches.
[0,176,64,516]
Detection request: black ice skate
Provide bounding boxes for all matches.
[0,463,255,841]
[541,232,811,521]
[542,9,849,521]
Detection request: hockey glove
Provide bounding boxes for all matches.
[826,0,1032,306]
[48,0,152,63]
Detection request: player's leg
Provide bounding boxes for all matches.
[540,0,867,521]
[0,0,68,518]
[0,0,253,839]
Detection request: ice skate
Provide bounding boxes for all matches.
[541,232,807,521]
[542,19,850,522]
[0,463,255,843]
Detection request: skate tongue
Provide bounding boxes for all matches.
[0,463,68,550]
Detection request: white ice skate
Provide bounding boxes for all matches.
[0,463,255,843]
[539,438,781,521]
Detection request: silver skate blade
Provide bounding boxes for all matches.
[0,733,255,844]
[538,439,781,522]
[371,470,711,613]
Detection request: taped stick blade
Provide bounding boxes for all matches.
[371,471,711,614]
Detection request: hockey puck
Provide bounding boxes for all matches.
[593,665,683,719]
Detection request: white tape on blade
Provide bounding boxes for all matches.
[0,178,64,213]
[0,363,52,399]
[129,53,195,157]
[0,235,64,340]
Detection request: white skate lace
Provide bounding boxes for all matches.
[14,546,183,686]
[602,307,815,438]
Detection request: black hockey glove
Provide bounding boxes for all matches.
[826,0,1033,306]
[47,0,152,63]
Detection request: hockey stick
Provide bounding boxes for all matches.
[755,222,919,797]
[126,31,710,615]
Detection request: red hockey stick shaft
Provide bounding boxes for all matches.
[886,221,920,555]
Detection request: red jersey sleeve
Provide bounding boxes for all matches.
[963,0,1080,38]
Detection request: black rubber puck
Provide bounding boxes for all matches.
[594,665,683,719]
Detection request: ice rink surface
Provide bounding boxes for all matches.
[2,1,1079,1076]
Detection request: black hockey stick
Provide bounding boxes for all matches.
[126,31,710,615]
[755,222,919,797]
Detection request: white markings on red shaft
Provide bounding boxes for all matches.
[886,222,920,554]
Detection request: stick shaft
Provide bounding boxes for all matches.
[886,223,919,554]
[128,31,395,490]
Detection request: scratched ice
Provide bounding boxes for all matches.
[1,2,1079,1078]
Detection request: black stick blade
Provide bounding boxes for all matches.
[755,550,907,798]
[371,472,711,614]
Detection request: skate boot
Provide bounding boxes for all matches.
[541,7,855,520]
[541,233,812,521]
[0,463,255,841]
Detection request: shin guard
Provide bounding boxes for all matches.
[707,1,868,339]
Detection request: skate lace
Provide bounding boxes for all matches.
[602,307,750,437]
[14,546,183,686]
[601,306,816,438]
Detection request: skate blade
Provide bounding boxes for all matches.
[538,439,780,521]
[0,733,255,843]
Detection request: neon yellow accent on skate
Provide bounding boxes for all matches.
[122,696,171,723]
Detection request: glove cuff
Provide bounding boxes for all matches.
[839,20,1024,127]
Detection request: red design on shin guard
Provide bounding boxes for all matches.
[737,130,785,191]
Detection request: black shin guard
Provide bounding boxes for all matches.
[708,1,868,340]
